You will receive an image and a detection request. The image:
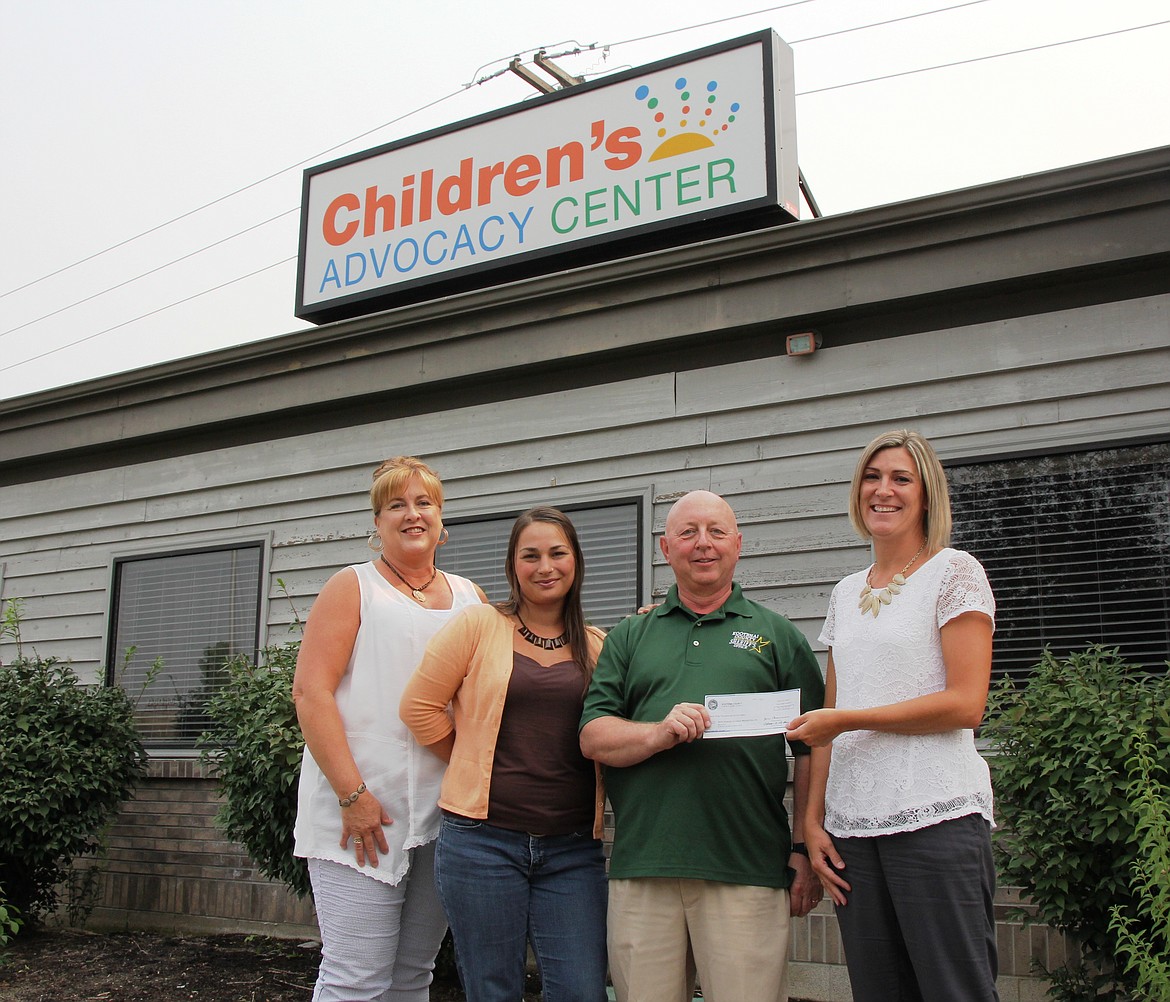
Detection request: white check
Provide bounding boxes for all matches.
[702,689,802,738]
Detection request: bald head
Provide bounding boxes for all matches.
[661,491,742,612]
[665,491,737,534]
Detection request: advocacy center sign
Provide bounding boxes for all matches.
[296,30,798,323]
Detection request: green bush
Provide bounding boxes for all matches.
[0,899,21,947]
[193,606,464,982]
[0,646,147,929]
[1109,729,1170,1000]
[984,645,1170,1000]
[198,641,310,898]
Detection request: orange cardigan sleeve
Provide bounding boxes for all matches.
[399,605,488,746]
[402,610,608,831]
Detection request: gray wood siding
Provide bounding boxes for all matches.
[2,293,1165,678]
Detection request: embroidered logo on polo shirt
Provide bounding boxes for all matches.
[729,631,770,654]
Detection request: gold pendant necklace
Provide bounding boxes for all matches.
[858,539,926,618]
[380,555,437,603]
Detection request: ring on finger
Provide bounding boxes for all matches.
[353,836,364,845]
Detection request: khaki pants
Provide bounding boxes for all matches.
[607,877,791,1002]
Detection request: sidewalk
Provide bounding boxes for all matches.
[606,991,703,1000]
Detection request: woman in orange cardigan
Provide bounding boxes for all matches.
[400,506,607,1002]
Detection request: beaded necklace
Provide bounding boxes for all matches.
[857,539,926,617]
[515,614,567,650]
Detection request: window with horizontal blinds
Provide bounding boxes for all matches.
[439,500,641,629]
[947,443,1170,683]
[108,543,264,748]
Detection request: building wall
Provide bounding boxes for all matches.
[3,292,1165,669]
[85,759,316,938]
[11,290,1161,999]
[2,149,1168,1001]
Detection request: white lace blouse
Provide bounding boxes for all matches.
[818,548,996,838]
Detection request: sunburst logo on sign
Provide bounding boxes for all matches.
[634,76,741,162]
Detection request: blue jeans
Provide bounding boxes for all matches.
[434,814,608,1002]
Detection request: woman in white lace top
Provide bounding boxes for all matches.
[787,429,1000,1002]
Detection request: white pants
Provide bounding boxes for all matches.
[309,842,448,1001]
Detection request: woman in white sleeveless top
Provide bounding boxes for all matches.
[292,456,485,1001]
[788,430,1000,1002]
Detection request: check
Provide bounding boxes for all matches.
[702,689,802,738]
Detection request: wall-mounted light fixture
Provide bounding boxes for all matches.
[785,331,822,356]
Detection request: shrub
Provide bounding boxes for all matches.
[0,644,147,928]
[0,899,20,947]
[198,641,310,898]
[984,645,1170,1000]
[1109,729,1170,999]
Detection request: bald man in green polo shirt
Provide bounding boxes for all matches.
[580,490,825,1002]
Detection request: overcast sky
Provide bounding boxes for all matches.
[2,0,1167,402]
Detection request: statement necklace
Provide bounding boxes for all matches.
[380,555,437,603]
[515,615,568,651]
[858,539,927,618]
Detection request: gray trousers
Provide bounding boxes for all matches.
[833,813,1000,1002]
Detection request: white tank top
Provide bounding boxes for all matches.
[293,562,481,883]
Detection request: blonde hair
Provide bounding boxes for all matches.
[847,429,952,552]
[369,456,444,514]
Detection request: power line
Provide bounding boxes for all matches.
[798,17,1170,95]
[10,5,1161,348]
[4,8,1166,375]
[0,86,470,303]
[0,0,970,308]
[460,1,838,86]
[0,257,296,376]
[0,208,297,341]
[790,0,990,46]
[605,0,825,49]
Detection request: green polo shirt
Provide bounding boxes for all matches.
[581,583,825,887]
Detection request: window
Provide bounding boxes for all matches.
[439,500,642,629]
[108,543,264,748]
[948,443,1170,683]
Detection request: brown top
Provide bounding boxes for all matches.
[399,604,607,837]
[487,652,595,834]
